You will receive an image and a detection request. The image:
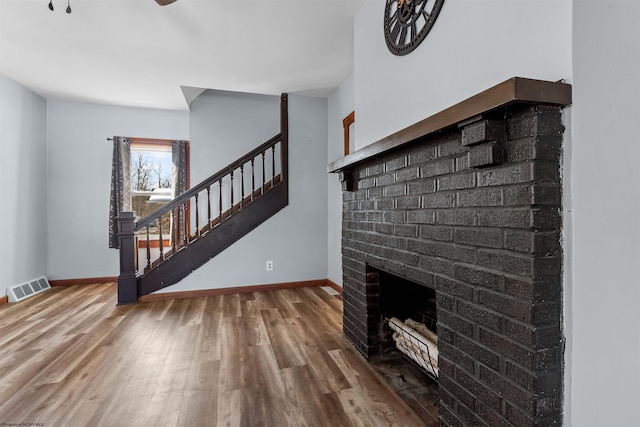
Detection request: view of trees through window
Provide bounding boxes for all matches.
[131,144,173,234]
[131,147,172,191]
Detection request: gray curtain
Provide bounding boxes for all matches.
[172,140,187,198]
[171,140,188,246]
[108,136,131,249]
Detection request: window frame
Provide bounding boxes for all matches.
[129,137,190,248]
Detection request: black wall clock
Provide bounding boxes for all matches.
[384,0,445,56]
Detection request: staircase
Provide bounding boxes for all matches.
[116,94,289,304]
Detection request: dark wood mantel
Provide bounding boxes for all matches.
[327,77,572,173]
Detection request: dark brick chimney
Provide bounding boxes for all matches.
[336,101,565,426]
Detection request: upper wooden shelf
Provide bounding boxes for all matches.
[327,77,572,173]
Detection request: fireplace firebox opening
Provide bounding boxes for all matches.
[378,269,437,357]
[367,266,441,424]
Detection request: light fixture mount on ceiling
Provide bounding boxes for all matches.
[155,0,178,5]
[48,0,71,13]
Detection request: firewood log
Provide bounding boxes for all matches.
[393,333,439,377]
[389,318,439,368]
[393,333,428,367]
[404,318,438,345]
[393,332,439,368]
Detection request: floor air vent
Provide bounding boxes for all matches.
[7,276,51,303]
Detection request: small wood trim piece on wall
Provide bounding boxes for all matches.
[343,111,355,156]
[0,295,8,306]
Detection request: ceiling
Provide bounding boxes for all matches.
[0,0,364,111]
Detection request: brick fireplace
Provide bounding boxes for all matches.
[329,78,571,426]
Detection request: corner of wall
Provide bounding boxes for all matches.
[560,106,573,427]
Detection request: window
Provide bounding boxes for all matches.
[129,138,189,249]
[130,141,173,220]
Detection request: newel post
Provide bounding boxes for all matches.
[117,211,138,305]
[280,93,289,202]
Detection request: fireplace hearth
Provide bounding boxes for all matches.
[374,268,438,375]
[330,78,571,426]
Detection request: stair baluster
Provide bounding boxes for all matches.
[271,145,276,185]
[195,193,200,237]
[170,210,177,254]
[229,171,233,215]
[206,186,211,229]
[218,178,223,224]
[240,164,245,209]
[261,152,266,195]
[158,217,164,260]
[145,225,151,270]
[182,203,188,247]
[251,159,256,202]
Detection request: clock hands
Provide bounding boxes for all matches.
[388,0,423,47]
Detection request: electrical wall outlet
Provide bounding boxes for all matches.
[266,260,273,271]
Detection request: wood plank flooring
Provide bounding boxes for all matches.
[0,283,428,426]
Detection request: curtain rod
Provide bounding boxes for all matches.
[107,137,181,143]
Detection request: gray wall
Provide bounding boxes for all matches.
[353,0,572,150]
[189,90,280,185]
[327,72,355,286]
[26,89,328,291]
[156,90,329,292]
[0,74,47,295]
[46,100,189,280]
[567,1,640,425]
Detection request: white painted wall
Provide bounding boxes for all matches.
[0,74,47,295]
[353,0,573,150]
[568,1,640,425]
[327,72,355,286]
[156,91,328,292]
[46,101,189,280]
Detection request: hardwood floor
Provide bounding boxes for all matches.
[0,283,428,426]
